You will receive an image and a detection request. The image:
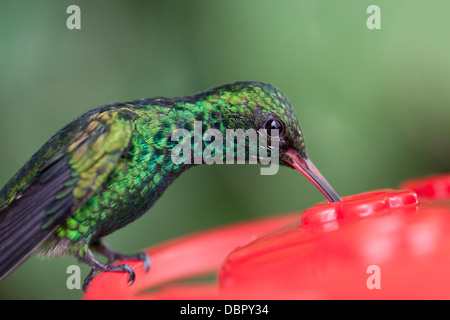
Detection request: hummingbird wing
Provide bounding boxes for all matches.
[0,109,134,281]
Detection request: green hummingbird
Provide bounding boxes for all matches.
[0,81,340,290]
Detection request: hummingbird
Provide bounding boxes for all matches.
[0,81,340,290]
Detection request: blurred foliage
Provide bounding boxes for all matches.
[0,0,449,299]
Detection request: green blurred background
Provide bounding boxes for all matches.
[0,0,449,299]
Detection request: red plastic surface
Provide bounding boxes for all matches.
[85,174,450,300]
[400,173,450,201]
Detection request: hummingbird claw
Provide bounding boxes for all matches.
[83,267,100,292]
[80,249,140,292]
[90,239,151,272]
[82,263,136,291]
[137,252,151,272]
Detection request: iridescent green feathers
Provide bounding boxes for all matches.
[45,109,134,229]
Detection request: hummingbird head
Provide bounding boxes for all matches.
[207,81,341,202]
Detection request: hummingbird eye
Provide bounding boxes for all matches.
[264,118,285,137]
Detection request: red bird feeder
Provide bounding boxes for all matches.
[84,173,450,300]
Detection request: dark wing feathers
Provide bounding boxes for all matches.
[0,108,134,281]
[0,157,73,281]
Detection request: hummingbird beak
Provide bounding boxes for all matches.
[283,148,341,202]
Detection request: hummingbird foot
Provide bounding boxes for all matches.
[90,238,151,271]
[80,249,136,292]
